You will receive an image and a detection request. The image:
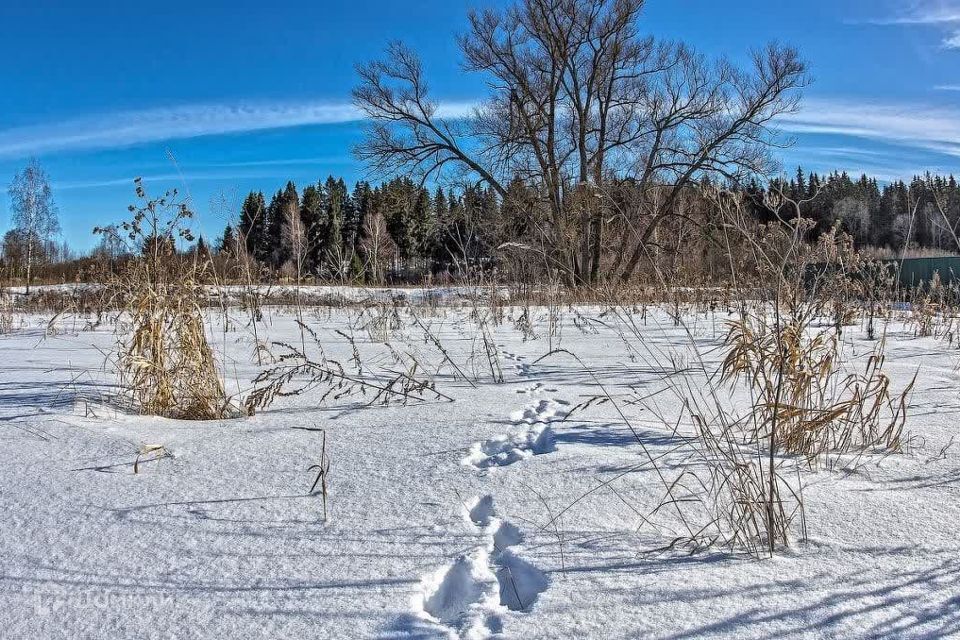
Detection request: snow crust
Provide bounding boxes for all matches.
[0,304,958,638]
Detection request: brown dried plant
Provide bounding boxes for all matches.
[96,179,237,420]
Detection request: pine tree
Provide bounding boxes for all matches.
[238,191,268,263]
[217,224,237,256]
[410,187,434,263]
[300,183,325,275]
[324,176,346,274]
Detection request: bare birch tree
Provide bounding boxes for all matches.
[8,160,59,293]
[360,210,396,284]
[282,196,308,287]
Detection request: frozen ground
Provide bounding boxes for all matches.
[1,303,959,639]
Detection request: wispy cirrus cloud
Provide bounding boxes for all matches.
[866,3,960,25]
[779,97,960,161]
[0,100,477,159]
[53,156,359,191]
[862,1,960,48]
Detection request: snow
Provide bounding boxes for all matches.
[5,283,508,306]
[1,303,959,638]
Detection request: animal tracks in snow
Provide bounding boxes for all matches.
[499,347,534,378]
[514,382,558,396]
[468,495,495,528]
[415,496,548,638]
[463,399,570,469]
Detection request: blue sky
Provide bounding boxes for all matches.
[1,0,960,250]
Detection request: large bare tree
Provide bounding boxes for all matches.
[354,0,807,284]
[8,160,60,293]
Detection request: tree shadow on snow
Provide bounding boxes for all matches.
[644,552,960,639]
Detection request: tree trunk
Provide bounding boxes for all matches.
[25,238,33,295]
[589,213,603,284]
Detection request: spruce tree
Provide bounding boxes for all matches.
[238,191,268,263]
[193,235,211,262]
[384,178,414,262]
[410,187,433,263]
[217,224,237,256]
[300,184,325,275]
[338,178,358,261]
[324,176,346,273]
[351,181,373,259]
[265,189,284,270]
[264,182,299,270]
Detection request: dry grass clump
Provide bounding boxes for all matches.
[907,273,955,339]
[686,404,806,556]
[364,301,403,342]
[542,338,805,559]
[0,291,14,334]
[97,179,237,420]
[121,272,229,419]
[713,188,914,462]
[721,309,913,460]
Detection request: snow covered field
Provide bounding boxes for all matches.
[1,303,959,639]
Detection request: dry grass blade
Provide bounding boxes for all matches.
[245,320,452,414]
[133,444,170,474]
[306,429,331,522]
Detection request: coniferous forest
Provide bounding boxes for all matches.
[197,169,960,285]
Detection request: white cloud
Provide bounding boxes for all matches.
[866,1,960,25]
[779,98,960,160]
[0,100,477,159]
[862,1,960,48]
[944,31,960,48]
[55,172,277,191]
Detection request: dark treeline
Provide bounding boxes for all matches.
[217,176,503,283]
[7,168,960,288]
[754,168,960,253]
[210,168,960,284]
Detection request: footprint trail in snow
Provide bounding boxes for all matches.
[464,398,571,469]
[464,345,574,469]
[415,496,548,638]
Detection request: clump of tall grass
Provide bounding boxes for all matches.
[0,291,14,333]
[685,394,807,556]
[716,189,915,461]
[541,338,805,559]
[96,179,238,420]
[721,308,914,460]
